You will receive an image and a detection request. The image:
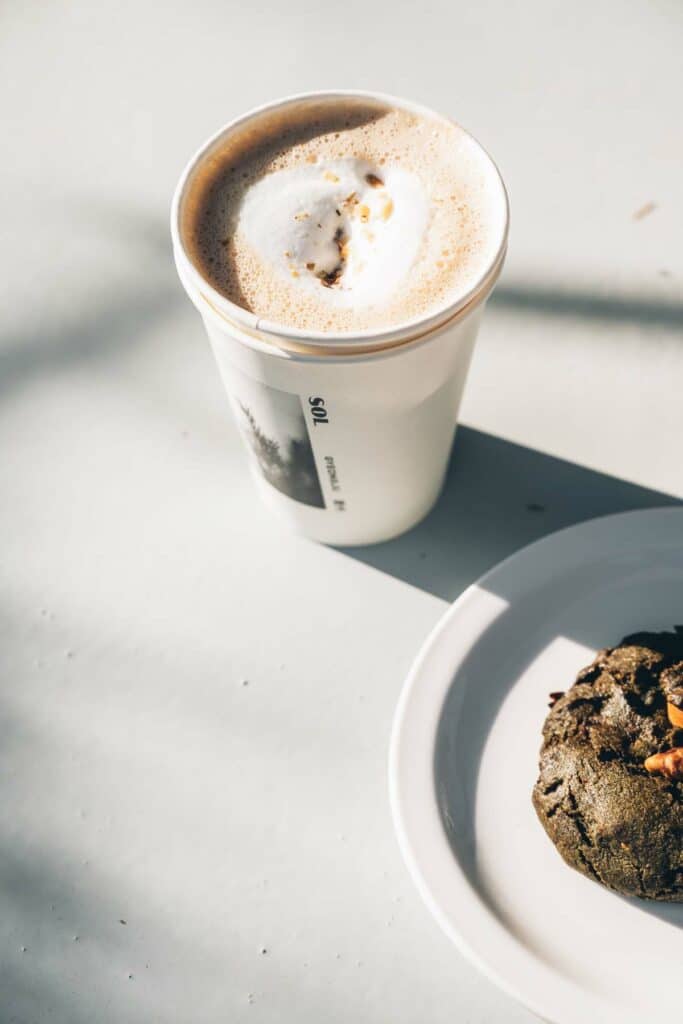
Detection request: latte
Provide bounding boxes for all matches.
[182,97,505,333]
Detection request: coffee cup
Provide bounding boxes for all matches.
[171,91,508,545]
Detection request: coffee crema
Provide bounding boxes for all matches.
[181,97,505,333]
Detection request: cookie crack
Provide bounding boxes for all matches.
[634,862,647,898]
[542,778,563,795]
[566,789,594,847]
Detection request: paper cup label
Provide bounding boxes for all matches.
[228,372,326,509]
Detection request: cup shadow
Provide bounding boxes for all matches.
[340,425,682,602]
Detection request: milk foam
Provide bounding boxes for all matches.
[183,100,506,333]
[239,159,428,309]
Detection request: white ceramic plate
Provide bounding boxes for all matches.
[390,507,683,1024]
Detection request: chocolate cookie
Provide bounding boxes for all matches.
[532,628,683,901]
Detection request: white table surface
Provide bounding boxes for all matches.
[2,3,682,1021]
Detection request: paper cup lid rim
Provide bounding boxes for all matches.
[171,89,509,350]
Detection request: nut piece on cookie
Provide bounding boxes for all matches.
[667,702,683,728]
[644,747,683,780]
[661,662,683,727]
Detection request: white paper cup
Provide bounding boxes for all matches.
[171,91,508,546]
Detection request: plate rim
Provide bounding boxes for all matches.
[388,505,683,1024]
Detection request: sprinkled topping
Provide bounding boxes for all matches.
[317,227,347,288]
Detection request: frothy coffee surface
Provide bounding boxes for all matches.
[182,99,504,333]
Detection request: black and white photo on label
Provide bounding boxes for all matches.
[230,378,325,508]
